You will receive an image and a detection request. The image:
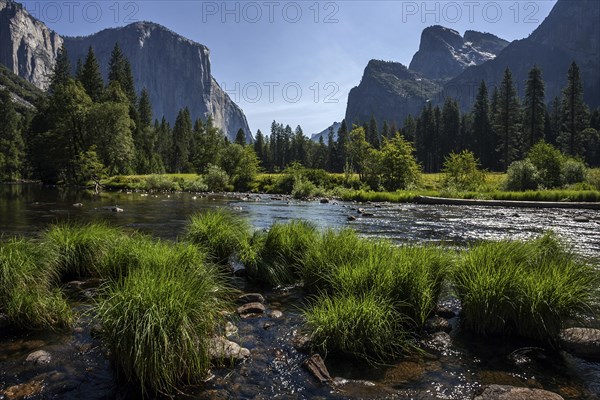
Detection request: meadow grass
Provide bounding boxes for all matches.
[0,238,72,329]
[95,240,232,395]
[243,220,318,286]
[44,223,125,279]
[452,233,599,342]
[303,293,412,364]
[185,209,251,265]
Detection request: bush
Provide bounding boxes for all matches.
[527,141,564,188]
[303,293,411,363]
[452,233,598,342]
[586,168,600,190]
[0,238,72,329]
[204,165,230,192]
[561,159,587,185]
[442,150,486,191]
[291,177,318,199]
[181,177,208,192]
[145,175,180,191]
[504,160,540,191]
[95,243,230,395]
[185,209,250,265]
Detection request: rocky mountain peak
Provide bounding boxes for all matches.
[409,25,508,81]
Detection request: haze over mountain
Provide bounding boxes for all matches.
[0,0,251,141]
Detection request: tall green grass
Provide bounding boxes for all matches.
[0,238,72,329]
[95,241,232,395]
[185,209,250,265]
[44,223,124,279]
[243,220,318,286]
[304,293,411,363]
[453,233,599,342]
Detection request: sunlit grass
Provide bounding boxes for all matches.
[0,238,72,329]
[185,209,251,265]
[95,240,232,395]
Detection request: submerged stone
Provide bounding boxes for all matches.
[559,327,600,360]
[25,350,51,365]
[237,293,265,305]
[474,384,564,400]
[303,354,331,384]
[237,302,266,316]
[208,336,250,364]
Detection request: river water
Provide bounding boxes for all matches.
[0,185,599,399]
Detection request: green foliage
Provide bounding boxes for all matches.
[378,134,421,191]
[523,65,546,150]
[504,160,540,191]
[185,209,250,265]
[452,233,599,341]
[44,223,125,279]
[586,169,600,190]
[304,294,410,363]
[204,164,230,192]
[0,238,72,329]
[494,68,522,170]
[291,177,320,199]
[561,159,587,185]
[442,150,486,191]
[527,141,564,188]
[559,62,589,157]
[0,89,24,181]
[95,241,231,395]
[73,145,107,186]
[244,220,318,286]
[80,46,104,102]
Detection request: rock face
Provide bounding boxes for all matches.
[0,2,251,141]
[0,0,63,90]
[445,0,600,111]
[409,26,508,81]
[344,60,440,128]
[310,121,342,142]
[63,22,251,141]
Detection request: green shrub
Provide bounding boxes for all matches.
[291,177,318,199]
[95,244,230,395]
[504,160,540,191]
[442,150,486,191]
[586,168,600,190]
[0,238,72,329]
[561,159,587,185]
[145,175,180,191]
[303,293,411,363]
[204,165,230,192]
[452,233,598,342]
[44,223,125,279]
[185,209,250,265]
[527,141,564,188]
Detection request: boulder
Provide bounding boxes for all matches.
[320,198,330,204]
[269,310,283,319]
[474,385,564,400]
[559,328,600,360]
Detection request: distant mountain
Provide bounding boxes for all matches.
[444,0,600,111]
[0,1,251,141]
[0,63,44,112]
[409,26,508,81]
[344,60,440,128]
[344,0,599,127]
[310,122,342,142]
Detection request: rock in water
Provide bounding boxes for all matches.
[303,354,332,384]
[474,385,564,400]
[559,327,600,360]
[236,302,266,316]
[237,293,265,305]
[25,350,51,365]
[208,336,250,364]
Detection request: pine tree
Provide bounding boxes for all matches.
[335,119,349,172]
[402,115,416,143]
[235,129,246,145]
[522,65,546,150]
[440,97,460,156]
[108,43,125,86]
[171,108,193,173]
[80,46,104,102]
[472,81,494,168]
[367,115,380,149]
[494,68,522,171]
[75,59,84,81]
[548,96,562,145]
[254,129,266,166]
[327,126,336,170]
[559,62,589,156]
[121,59,137,104]
[381,121,390,142]
[0,89,24,181]
[415,103,435,172]
[49,45,71,94]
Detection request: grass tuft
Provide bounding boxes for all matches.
[185,209,250,265]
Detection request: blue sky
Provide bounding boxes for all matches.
[22,0,557,136]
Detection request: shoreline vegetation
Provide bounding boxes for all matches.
[95,170,600,204]
[1,210,598,395]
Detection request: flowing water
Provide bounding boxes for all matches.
[1,184,599,399]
